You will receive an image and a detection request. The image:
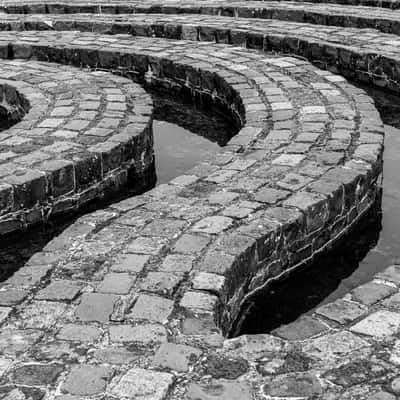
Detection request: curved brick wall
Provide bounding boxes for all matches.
[3,1,400,34]
[0,2,396,400]
[0,60,154,234]
[3,8,400,92]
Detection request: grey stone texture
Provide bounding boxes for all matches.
[0,1,394,399]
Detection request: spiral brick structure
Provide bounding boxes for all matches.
[0,2,397,399]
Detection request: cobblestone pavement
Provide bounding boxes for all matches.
[0,1,397,399]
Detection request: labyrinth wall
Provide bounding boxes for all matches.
[0,2,397,400]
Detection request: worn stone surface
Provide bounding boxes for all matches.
[152,342,202,372]
[110,368,174,400]
[62,365,113,395]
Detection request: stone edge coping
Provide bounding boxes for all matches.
[4,0,400,35]
[0,31,386,398]
[0,60,154,235]
[4,11,400,94]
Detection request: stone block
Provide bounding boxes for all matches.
[35,280,81,301]
[109,324,167,345]
[62,365,113,395]
[75,293,118,323]
[152,342,202,372]
[110,368,174,400]
[97,273,135,294]
[350,311,400,338]
[130,294,174,323]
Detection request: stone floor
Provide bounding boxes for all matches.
[0,1,396,399]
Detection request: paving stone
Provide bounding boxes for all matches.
[35,280,81,301]
[152,342,202,372]
[111,253,150,273]
[17,301,67,329]
[0,290,28,306]
[62,365,113,395]
[127,237,168,255]
[273,316,328,340]
[0,330,43,356]
[97,273,135,294]
[75,293,118,322]
[254,187,291,204]
[350,311,400,338]
[382,292,400,310]
[57,324,102,342]
[272,153,305,166]
[204,354,249,379]
[352,282,397,306]
[159,254,195,273]
[316,299,367,324]
[368,392,396,400]
[191,272,225,294]
[93,347,139,364]
[139,272,183,296]
[6,265,52,288]
[196,251,235,275]
[263,372,322,397]
[377,265,400,285]
[110,368,174,400]
[141,219,186,238]
[130,294,174,323]
[191,216,233,234]
[208,191,240,205]
[109,324,167,345]
[0,307,11,324]
[323,359,389,387]
[9,363,64,386]
[186,381,252,400]
[0,358,12,379]
[181,315,220,335]
[180,291,218,313]
[302,331,369,362]
[172,234,211,254]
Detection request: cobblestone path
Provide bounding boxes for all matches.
[0,1,396,399]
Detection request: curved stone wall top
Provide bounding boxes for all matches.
[4,0,400,35]
[0,59,154,234]
[0,31,385,399]
[2,9,400,93]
